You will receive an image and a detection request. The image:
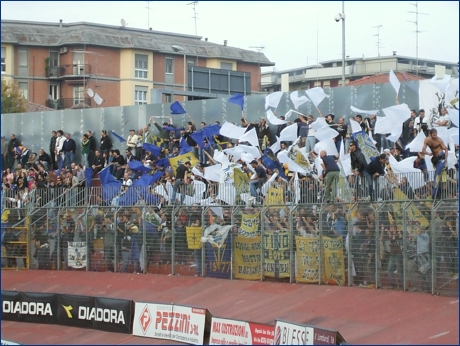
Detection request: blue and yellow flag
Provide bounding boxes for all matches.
[168,152,198,176]
[351,130,379,164]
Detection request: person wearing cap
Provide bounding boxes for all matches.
[320,150,340,203]
[127,129,139,157]
[364,153,388,201]
[249,160,267,204]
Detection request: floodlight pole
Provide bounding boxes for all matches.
[341,1,346,87]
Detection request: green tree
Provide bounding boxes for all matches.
[1,79,27,114]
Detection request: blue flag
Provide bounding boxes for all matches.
[262,148,287,180]
[84,167,93,187]
[111,130,126,143]
[228,93,244,110]
[143,143,162,158]
[170,101,186,115]
[137,187,160,205]
[129,233,140,261]
[128,161,152,172]
[118,187,140,206]
[99,166,122,202]
[190,131,206,149]
[351,130,379,164]
[133,172,164,186]
[155,158,170,168]
[201,124,221,138]
[179,138,193,155]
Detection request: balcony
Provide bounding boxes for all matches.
[45,98,91,110]
[58,63,91,80]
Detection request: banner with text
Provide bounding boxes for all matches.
[274,320,314,345]
[322,236,345,286]
[68,242,87,269]
[295,236,320,284]
[209,317,274,345]
[205,235,232,279]
[263,231,290,279]
[132,302,208,345]
[239,213,260,237]
[233,236,262,280]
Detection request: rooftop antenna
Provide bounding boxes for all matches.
[145,1,153,29]
[408,1,428,75]
[249,46,264,91]
[187,1,199,64]
[120,18,127,27]
[372,25,383,57]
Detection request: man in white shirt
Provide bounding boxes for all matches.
[54,130,66,170]
[433,107,451,128]
[122,172,133,191]
[127,129,138,157]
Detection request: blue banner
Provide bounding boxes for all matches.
[205,234,232,279]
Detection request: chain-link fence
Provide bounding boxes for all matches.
[2,198,458,297]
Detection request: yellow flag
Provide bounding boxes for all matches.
[393,187,429,228]
[168,152,198,176]
[186,226,202,249]
[264,186,284,206]
[234,167,249,196]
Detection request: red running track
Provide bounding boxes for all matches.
[1,270,458,345]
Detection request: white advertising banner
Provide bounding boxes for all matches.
[132,302,207,345]
[274,320,314,345]
[209,317,275,345]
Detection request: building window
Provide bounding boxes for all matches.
[187,58,195,68]
[49,84,59,100]
[135,54,148,79]
[1,47,5,73]
[164,94,172,103]
[73,86,84,105]
[220,62,232,70]
[165,57,173,74]
[18,49,28,67]
[135,86,148,105]
[18,81,28,100]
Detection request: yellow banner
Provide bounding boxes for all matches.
[168,152,198,177]
[263,231,290,278]
[264,186,284,206]
[233,236,262,280]
[295,236,320,284]
[239,213,260,238]
[393,187,429,229]
[186,226,202,250]
[234,167,249,196]
[322,236,345,286]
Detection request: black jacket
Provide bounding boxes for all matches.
[350,150,367,173]
[100,136,113,152]
[49,136,57,154]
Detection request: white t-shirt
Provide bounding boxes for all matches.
[414,116,428,132]
[122,178,132,187]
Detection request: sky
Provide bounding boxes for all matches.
[1,1,458,72]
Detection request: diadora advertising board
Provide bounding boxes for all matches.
[209,317,275,345]
[132,302,210,345]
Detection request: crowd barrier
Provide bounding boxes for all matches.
[2,289,346,345]
[1,194,458,297]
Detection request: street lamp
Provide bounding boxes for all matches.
[335,1,346,87]
[171,45,187,100]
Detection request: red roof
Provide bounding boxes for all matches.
[347,71,426,86]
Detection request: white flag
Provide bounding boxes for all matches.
[279,123,298,142]
[68,242,87,269]
[238,127,259,147]
[350,105,379,115]
[406,131,430,153]
[266,109,288,125]
[389,155,425,190]
[447,108,459,128]
[430,74,451,94]
[314,126,339,142]
[265,91,283,109]
[220,121,247,139]
[305,87,329,107]
[374,115,393,135]
[382,103,411,125]
[311,117,328,131]
[349,119,363,134]
[290,91,309,109]
[314,138,338,156]
[389,70,400,95]
[201,224,233,248]
[204,164,222,183]
[270,136,281,154]
[237,144,262,159]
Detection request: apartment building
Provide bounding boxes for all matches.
[262,54,458,92]
[1,20,274,109]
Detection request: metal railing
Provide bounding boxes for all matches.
[46,98,91,110]
[2,199,457,297]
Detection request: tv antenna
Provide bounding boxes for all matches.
[120,18,127,28]
[145,1,153,29]
[249,46,264,91]
[372,25,383,57]
[408,1,428,75]
[187,1,199,64]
